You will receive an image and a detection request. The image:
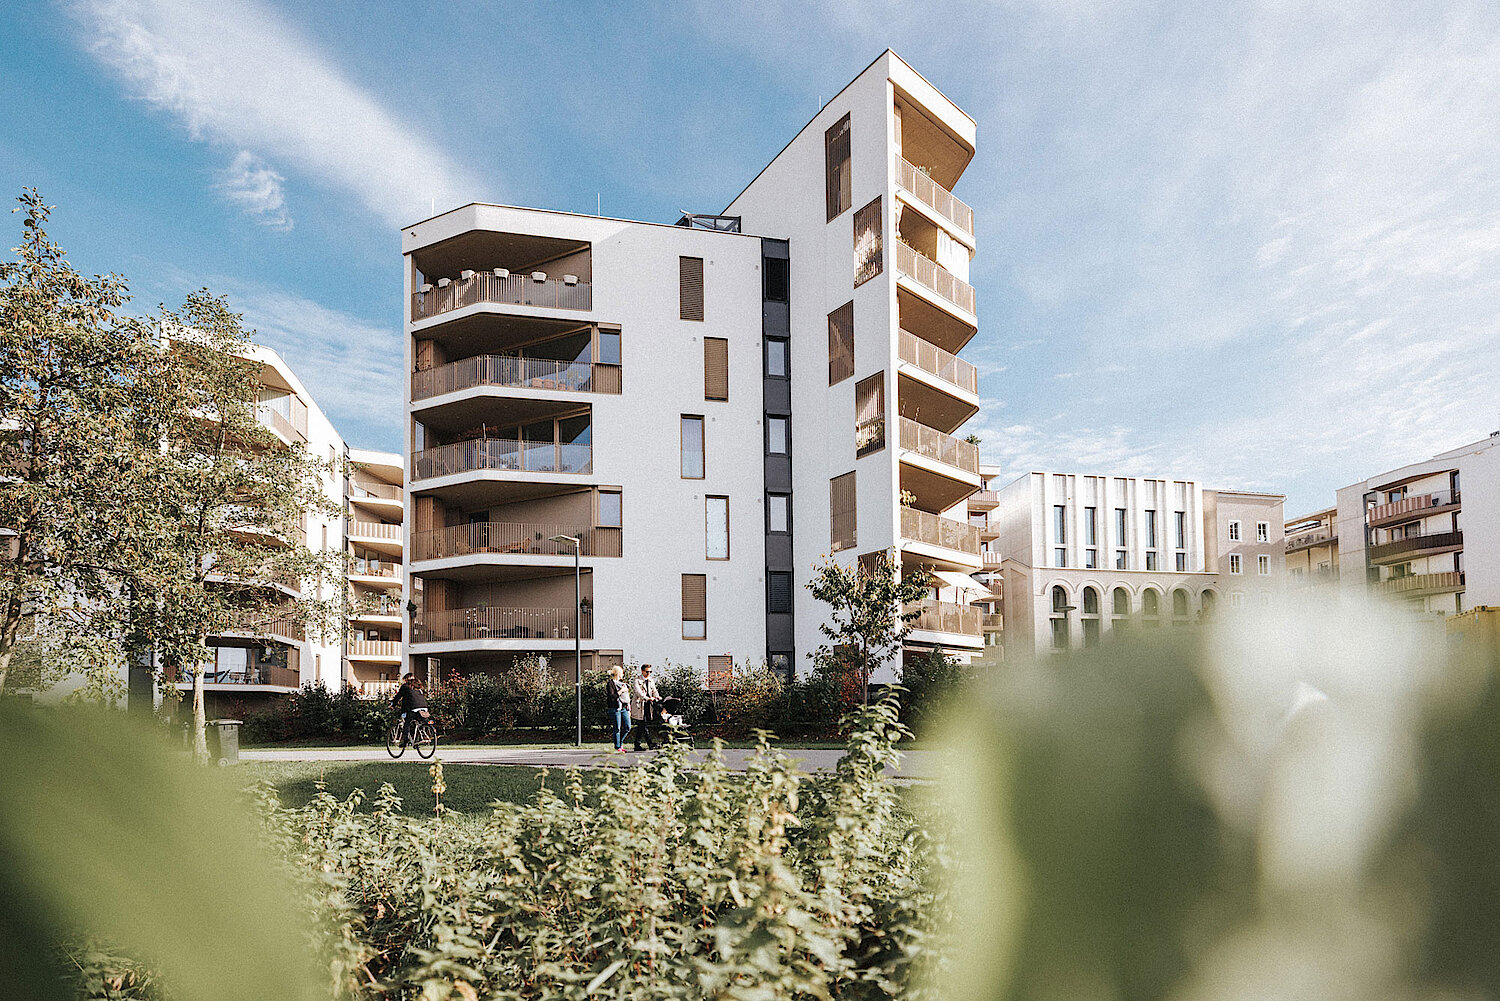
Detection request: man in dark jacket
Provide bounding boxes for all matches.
[391,674,430,745]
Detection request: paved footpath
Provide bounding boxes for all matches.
[241,745,943,781]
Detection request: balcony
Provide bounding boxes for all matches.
[412,271,592,322]
[1377,571,1465,597]
[347,639,402,662]
[967,490,998,511]
[1285,528,1336,552]
[1368,530,1463,563]
[357,680,403,700]
[256,399,308,444]
[184,664,300,688]
[412,438,592,481]
[412,522,621,562]
[982,612,1003,632]
[905,599,981,638]
[895,241,975,317]
[220,613,306,644]
[901,506,981,559]
[350,477,402,503]
[982,551,1003,567]
[349,556,401,585]
[349,520,402,544]
[412,355,622,401]
[895,155,974,242]
[413,605,593,643]
[899,417,980,475]
[1368,490,1460,527]
[351,597,403,621]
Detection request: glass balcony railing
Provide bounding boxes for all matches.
[411,355,621,400]
[412,271,592,320]
[413,606,593,643]
[904,599,981,636]
[412,439,592,480]
[412,522,621,561]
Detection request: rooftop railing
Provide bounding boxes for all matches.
[895,155,974,240]
[413,605,593,643]
[898,329,977,394]
[412,438,592,481]
[412,270,592,321]
[412,522,621,562]
[412,355,621,400]
[901,506,981,556]
[898,416,980,476]
[895,241,975,316]
[1285,528,1336,551]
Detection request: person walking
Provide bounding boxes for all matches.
[605,664,631,753]
[629,663,662,752]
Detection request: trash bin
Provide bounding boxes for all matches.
[205,719,243,766]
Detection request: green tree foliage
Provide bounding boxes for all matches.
[807,549,933,704]
[898,645,973,736]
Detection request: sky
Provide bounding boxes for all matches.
[2,0,1497,517]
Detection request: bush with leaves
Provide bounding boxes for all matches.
[898,646,973,736]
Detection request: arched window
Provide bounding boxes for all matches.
[1052,585,1070,612]
[1142,588,1161,626]
[1049,585,1071,650]
[1200,589,1217,617]
[1112,587,1130,616]
[1172,588,1190,622]
[1081,586,1101,647]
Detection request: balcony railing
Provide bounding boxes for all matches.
[898,417,980,476]
[256,401,308,443]
[412,355,622,401]
[982,551,1003,567]
[905,599,981,637]
[1377,571,1464,596]
[1368,490,1461,526]
[901,506,981,556]
[348,639,401,659]
[414,606,593,643]
[412,438,592,480]
[350,478,402,502]
[982,612,1003,631]
[412,522,621,562]
[349,557,400,579]
[221,613,306,643]
[967,489,998,510]
[898,329,977,394]
[351,598,403,618]
[185,664,301,688]
[1368,530,1463,563]
[357,680,403,700]
[895,241,976,316]
[895,155,975,240]
[412,271,592,320]
[349,520,402,542]
[1286,528,1335,551]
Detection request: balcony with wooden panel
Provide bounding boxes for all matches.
[1367,489,1460,527]
[1376,571,1464,599]
[897,416,981,512]
[904,598,983,647]
[897,329,978,434]
[900,505,982,571]
[410,230,593,325]
[1368,530,1463,564]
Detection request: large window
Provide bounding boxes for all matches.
[830,471,857,551]
[681,574,706,639]
[828,301,854,385]
[825,113,851,220]
[706,496,729,560]
[680,257,704,321]
[855,372,885,456]
[681,416,704,479]
[704,337,728,401]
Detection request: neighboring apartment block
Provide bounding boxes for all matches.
[1329,432,1499,614]
[968,465,1004,653]
[345,450,405,697]
[402,50,984,685]
[1284,506,1339,586]
[994,471,1284,657]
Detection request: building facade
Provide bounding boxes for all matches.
[401,50,984,684]
[345,449,404,697]
[1284,506,1339,587]
[993,471,1284,658]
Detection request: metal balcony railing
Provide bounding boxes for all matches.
[898,416,980,476]
[349,520,402,542]
[901,506,981,556]
[411,355,623,400]
[905,599,981,636]
[1368,530,1463,563]
[412,271,592,320]
[895,155,975,239]
[895,241,976,316]
[357,680,403,700]
[1367,490,1461,526]
[1377,571,1464,596]
[414,606,593,643]
[898,329,977,394]
[1285,528,1335,551]
[411,439,592,480]
[347,639,401,659]
[412,522,621,561]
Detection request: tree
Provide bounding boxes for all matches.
[807,550,934,705]
[898,644,973,735]
[128,292,346,763]
[0,190,159,696]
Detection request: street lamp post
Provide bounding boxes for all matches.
[549,534,583,747]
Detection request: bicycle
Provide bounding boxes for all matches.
[385,712,439,759]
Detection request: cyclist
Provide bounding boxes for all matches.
[390,674,431,747]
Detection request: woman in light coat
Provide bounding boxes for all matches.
[628,663,662,751]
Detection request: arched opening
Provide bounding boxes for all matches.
[1172,588,1190,624]
[1142,588,1161,627]
[1200,589,1216,619]
[1081,586,1101,647]
[1049,584,1072,650]
[1111,586,1130,634]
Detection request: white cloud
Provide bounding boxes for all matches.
[217,150,291,230]
[67,0,485,228]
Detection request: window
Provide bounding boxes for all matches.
[1175,552,1186,572]
[1112,588,1130,616]
[680,257,704,321]
[1257,521,1269,543]
[1230,592,1245,609]
[1174,511,1185,550]
[764,257,789,302]
[681,574,706,639]
[1055,548,1068,568]
[1085,549,1098,569]
[1142,589,1160,625]
[1228,520,1241,542]
[830,471,857,551]
[828,301,854,385]
[766,337,788,378]
[1050,585,1071,651]
[855,372,886,456]
[1054,505,1067,545]
[1084,507,1097,547]
[1115,508,1127,544]
[767,493,790,534]
[598,490,622,528]
[1229,554,1242,574]
[825,113,851,220]
[768,571,792,613]
[1115,550,1128,570]
[703,338,728,401]
[1172,589,1190,619]
[681,416,704,479]
[1257,554,1270,576]
[1146,551,1158,571]
[707,655,733,688]
[853,196,883,286]
[767,416,789,456]
[706,496,729,560]
[769,651,793,683]
[1144,509,1157,549]
[597,329,621,366]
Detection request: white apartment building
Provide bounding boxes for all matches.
[1331,432,1499,614]
[402,50,984,685]
[346,449,405,697]
[994,471,1284,657]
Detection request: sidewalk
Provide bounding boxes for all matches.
[240,744,942,780]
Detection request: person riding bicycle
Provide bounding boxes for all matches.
[390,674,431,745]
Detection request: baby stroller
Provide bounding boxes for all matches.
[656,697,694,748]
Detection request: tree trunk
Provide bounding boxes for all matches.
[0,593,24,696]
[192,663,209,765]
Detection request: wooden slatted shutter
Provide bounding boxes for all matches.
[828,301,854,385]
[855,372,885,456]
[680,256,704,321]
[825,113,851,221]
[707,654,733,691]
[682,573,707,639]
[830,471,857,551]
[704,337,729,401]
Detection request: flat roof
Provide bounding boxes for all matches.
[403,200,760,239]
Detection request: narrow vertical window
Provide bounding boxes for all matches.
[1114,507,1127,545]
[825,113,851,221]
[1257,554,1270,575]
[682,574,707,639]
[681,416,704,479]
[853,196,883,287]
[597,328,621,365]
[1228,520,1241,542]
[1144,509,1157,549]
[1174,511,1185,550]
[704,337,729,401]
[1084,507,1097,547]
[767,416,789,456]
[764,257,789,301]
[768,571,792,613]
[597,490,622,528]
[1054,505,1067,545]
[830,471,857,551]
[767,493,790,534]
[1175,552,1186,572]
[855,372,885,456]
[679,256,704,321]
[766,337,788,378]
[828,301,854,385]
[706,496,729,560]
[1257,521,1269,543]
[1229,554,1242,574]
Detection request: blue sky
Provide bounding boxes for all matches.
[3,1,1497,516]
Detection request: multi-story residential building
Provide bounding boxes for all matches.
[345,450,404,697]
[968,465,1004,654]
[402,50,983,685]
[1284,506,1339,587]
[1331,432,1499,614]
[993,471,1284,657]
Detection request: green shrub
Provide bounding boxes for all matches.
[899,646,973,736]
